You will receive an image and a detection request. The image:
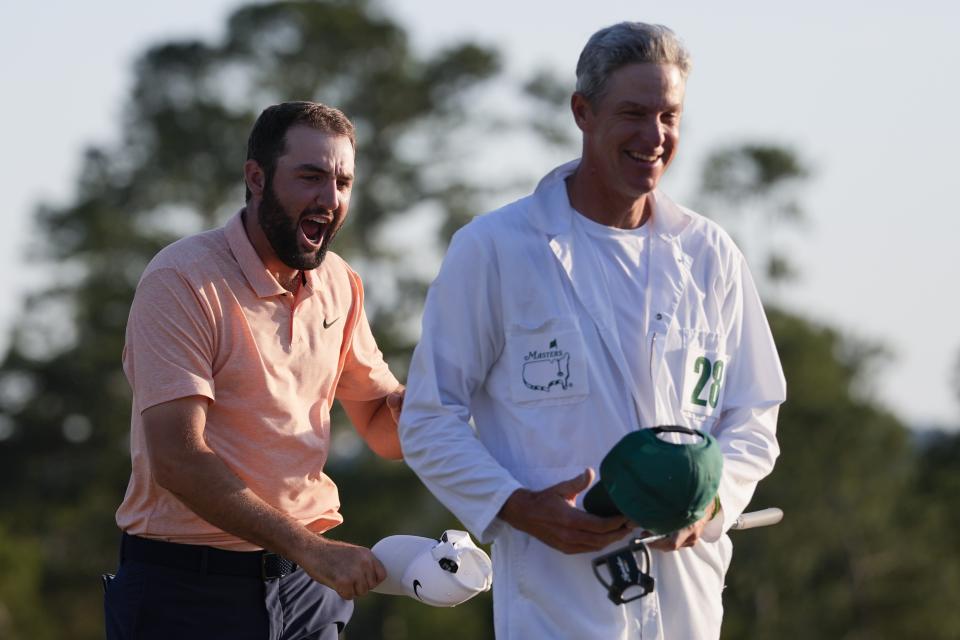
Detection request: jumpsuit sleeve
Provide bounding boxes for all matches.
[399,225,524,543]
[703,253,786,541]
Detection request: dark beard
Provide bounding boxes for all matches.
[256,179,335,271]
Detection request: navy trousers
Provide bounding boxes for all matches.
[103,545,353,639]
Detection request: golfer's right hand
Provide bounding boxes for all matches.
[300,537,386,600]
[497,469,633,554]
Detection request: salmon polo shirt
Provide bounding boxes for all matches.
[116,210,399,550]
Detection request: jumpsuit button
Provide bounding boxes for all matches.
[656,313,663,320]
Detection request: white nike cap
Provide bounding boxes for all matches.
[371,529,493,607]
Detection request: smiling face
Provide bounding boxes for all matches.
[572,63,685,211]
[246,125,355,274]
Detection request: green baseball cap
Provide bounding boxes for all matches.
[583,426,723,535]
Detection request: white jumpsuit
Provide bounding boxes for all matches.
[400,160,786,639]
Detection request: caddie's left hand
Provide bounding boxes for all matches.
[386,385,405,424]
[647,496,720,552]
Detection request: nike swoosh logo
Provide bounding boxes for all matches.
[412,579,423,600]
[322,317,340,329]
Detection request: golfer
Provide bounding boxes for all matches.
[400,22,786,639]
[104,102,404,639]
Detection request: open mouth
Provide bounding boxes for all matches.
[298,217,330,249]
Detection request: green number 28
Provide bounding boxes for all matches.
[691,356,725,408]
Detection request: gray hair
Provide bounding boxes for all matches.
[575,22,692,105]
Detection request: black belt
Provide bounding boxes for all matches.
[121,533,298,580]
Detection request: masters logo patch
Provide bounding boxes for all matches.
[522,338,572,392]
[506,320,589,405]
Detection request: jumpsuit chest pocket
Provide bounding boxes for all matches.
[678,329,729,421]
[505,317,590,406]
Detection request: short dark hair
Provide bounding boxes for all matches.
[245,101,356,202]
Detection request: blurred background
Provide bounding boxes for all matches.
[0,0,958,637]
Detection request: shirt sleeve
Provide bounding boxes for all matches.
[399,226,524,543]
[122,268,216,412]
[702,253,786,541]
[334,269,399,402]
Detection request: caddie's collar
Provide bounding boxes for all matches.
[526,159,693,239]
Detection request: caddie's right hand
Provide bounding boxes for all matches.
[497,469,633,554]
[299,537,387,600]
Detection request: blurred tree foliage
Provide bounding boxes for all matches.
[0,2,957,638]
[722,314,960,639]
[0,1,565,637]
[696,144,810,286]
[706,150,960,639]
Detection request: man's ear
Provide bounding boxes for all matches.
[244,159,266,198]
[570,92,594,133]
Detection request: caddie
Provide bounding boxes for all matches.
[399,22,787,639]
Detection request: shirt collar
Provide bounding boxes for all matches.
[225,209,292,299]
[527,159,692,239]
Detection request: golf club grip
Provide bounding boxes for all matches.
[730,508,783,530]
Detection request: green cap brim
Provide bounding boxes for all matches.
[583,481,621,517]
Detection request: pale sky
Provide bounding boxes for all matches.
[1,0,958,429]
